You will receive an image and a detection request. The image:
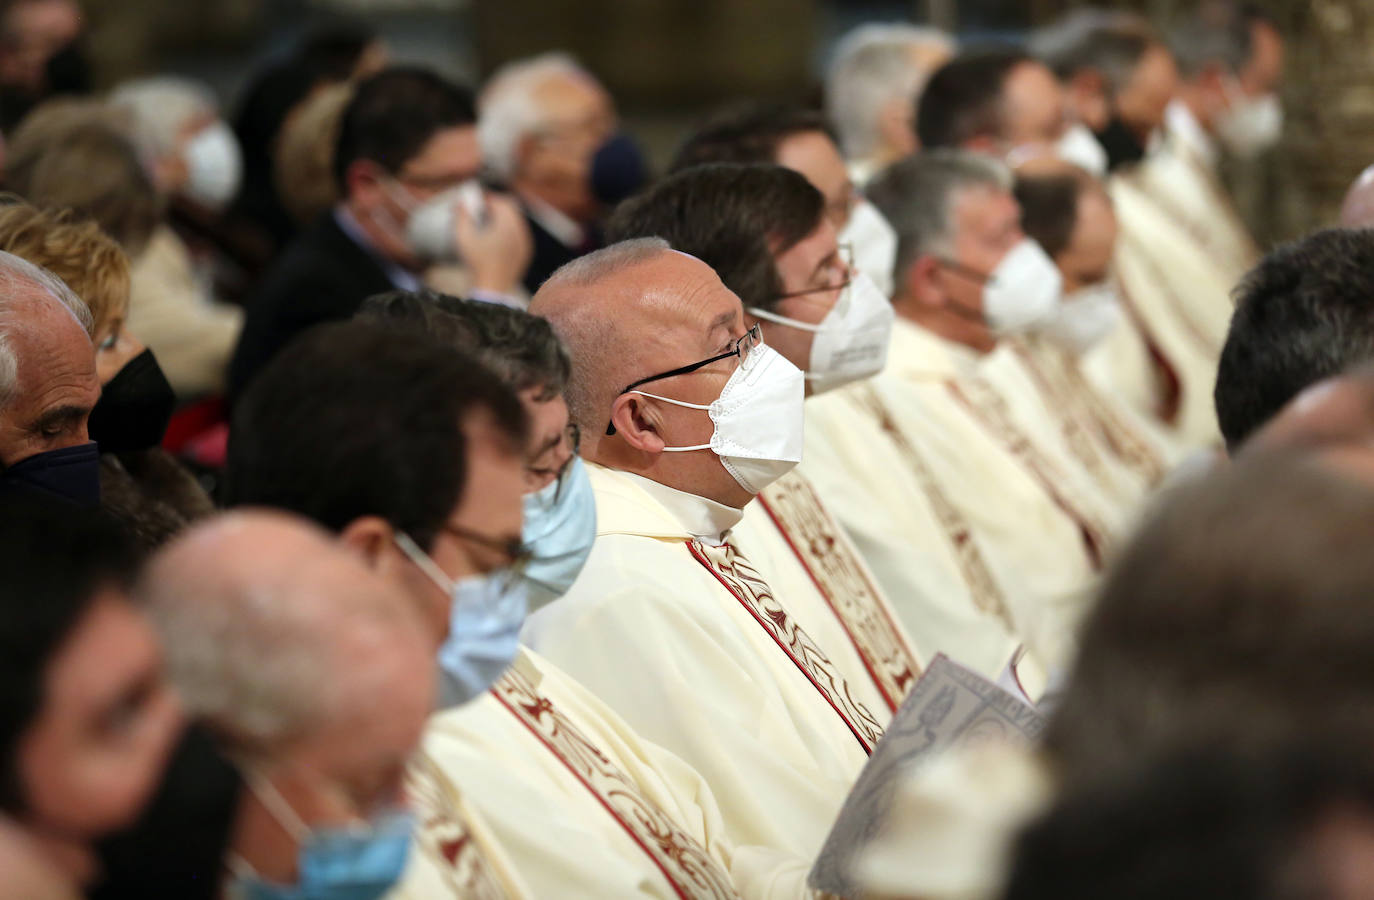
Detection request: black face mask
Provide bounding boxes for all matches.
[86,723,244,900]
[44,38,93,96]
[590,132,648,207]
[1094,116,1148,172]
[0,442,101,506]
[88,349,176,453]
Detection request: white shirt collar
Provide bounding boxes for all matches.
[1164,99,1218,170]
[615,471,744,545]
[524,195,586,249]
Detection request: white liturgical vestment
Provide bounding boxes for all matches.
[865,319,1108,671]
[394,648,817,899]
[1136,100,1261,285]
[523,465,877,861]
[798,383,1041,688]
[1108,174,1229,450]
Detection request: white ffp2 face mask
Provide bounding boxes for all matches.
[1055,123,1109,177]
[182,122,242,212]
[747,272,894,395]
[405,181,486,261]
[1037,281,1123,355]
[982,239,1064,335]
[630,343,806,495]
[840,201,899,298]
[1216,84,1284,158]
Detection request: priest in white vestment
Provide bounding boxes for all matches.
[606,162,925,714]
[525,239,885,861]
[225,315,814,898]
[1135,9,1285,284]
[857,150,1130,673]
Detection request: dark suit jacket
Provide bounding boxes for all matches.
[228,213,395,399]
[521,210,603,294]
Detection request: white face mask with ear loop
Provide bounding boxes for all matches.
[181,121,242,211]
[1037,281,1124,356]
[980,239,1065,335]
[1216,78,1284,158]
[747,271,895,395]
[1055,123,1109,177]
[840,201,899,298]
[627,343,806,495]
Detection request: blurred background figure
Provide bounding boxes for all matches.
[0,0,87,134]
[478,52,643,293]
[824,23,955,185]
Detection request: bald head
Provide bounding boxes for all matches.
[531,237,759,507]
[531,239,718,438]
[141,511,434,756]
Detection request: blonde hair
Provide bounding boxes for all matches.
[0,201,132,339]
[275,82,355,227]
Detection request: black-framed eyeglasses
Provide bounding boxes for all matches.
[605,323,763,436]
[771,244,856,302]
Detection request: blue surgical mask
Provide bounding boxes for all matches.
[519,456,597,615]
[0,441,100,507]
[394,533,525,708]
[230,777,414,900]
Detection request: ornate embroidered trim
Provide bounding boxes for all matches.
[849,384,1015,628]
[1110,271,1183,424]
[407,753,516,899]
[1010,340,1165,488]
[490,665,741,900]
[686,539,884,754]
[946,379,1115,571]
[758,470,920,712]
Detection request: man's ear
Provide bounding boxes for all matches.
[877,96,917,156]
[338,516,395,569]
[345,158,387,209]
[608,393,667,454]
[905,254,946,309]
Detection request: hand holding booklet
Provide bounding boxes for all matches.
[807,653,1047,898]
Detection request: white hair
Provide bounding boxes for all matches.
[143,518,422,753]
[825,23,956,160]
[0,249,93,409]
[478,52,594,180]
[109,75,219,162]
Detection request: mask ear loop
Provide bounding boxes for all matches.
[245,770,311,844]
[623,390,712,452]
[393,532,455,595]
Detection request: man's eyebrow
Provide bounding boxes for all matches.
[30,405,91,432]
[531,431,563,460]
[708,311,735,334]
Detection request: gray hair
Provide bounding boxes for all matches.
[109,76,219,163]
[1031,10,1156,95]
[0,249,93,408]
[532,237,672,434]
[478,52,594,181]
[825,23,955,160]
[143,517,421,753]
[1168,2,1253,79]
[865,150,1012,288]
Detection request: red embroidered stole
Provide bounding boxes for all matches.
[686,538,884,754]
[1010,340,1166,488]
[407,753,516,899]
[758,470,920,712]
[490,659,741,900]
[946,379,1116,571]
[850,384,1015,629]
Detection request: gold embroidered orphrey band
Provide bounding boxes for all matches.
[490,661,741,900]
[850,384,1016,629]
[687,538,885,755]
[407,753,516,899]
[758,471,920,712]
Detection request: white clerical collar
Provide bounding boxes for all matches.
[1164,98,1218,171]
[848,157,879,189]
[616,471,744,544]
[524,195,586,249]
